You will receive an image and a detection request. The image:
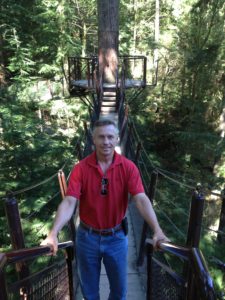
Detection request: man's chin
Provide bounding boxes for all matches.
[102,149,113,155]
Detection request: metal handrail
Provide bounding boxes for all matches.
[146,239,216,300]
[0,241,74,300]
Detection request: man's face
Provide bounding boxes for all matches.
[93,125,118,157]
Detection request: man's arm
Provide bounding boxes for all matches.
[132,192,169,248]
[41,195,77,254]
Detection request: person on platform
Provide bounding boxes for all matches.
[41,118,169,300]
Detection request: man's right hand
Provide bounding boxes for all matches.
[41,233,58,256]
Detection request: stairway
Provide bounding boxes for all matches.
[100,86,117,115]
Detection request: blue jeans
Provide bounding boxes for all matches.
[76,225,128,300]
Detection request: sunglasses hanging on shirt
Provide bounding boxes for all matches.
[101,178,108,195]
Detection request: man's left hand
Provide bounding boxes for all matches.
[152,229,170,250]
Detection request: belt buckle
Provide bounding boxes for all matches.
[99,229,113,236]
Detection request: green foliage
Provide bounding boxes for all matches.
[0,82,88,251]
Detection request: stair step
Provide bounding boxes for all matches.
[101,107,117,113]
[102,99,116,103]
[103,96,116,101]
[103,92,116,96]
[101,103,117,107]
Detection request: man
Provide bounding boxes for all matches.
[41,118,168,300]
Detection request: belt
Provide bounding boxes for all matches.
[80,221,123,236]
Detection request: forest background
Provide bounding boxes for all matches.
[0,0,224,296]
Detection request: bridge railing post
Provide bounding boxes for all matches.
[66,247,75,300]
[137,171,158,266]
[76,141,83,161]
[217,187,225,243]
[58,171,77,253]
[0,254,8,300]
[119,104,129,143]
[143,56,147,86]
[146,242,154,300]
[184,186,205,300]
[134,142,142,165]
[4,195,30,280]
[124,122,133,158]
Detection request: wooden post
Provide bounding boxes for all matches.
[185,187,205,300]
[0,254,8,300]
[58,170,67,199]
[186,188,205,247]
[66,247,75,300]
[4,196,30,280]
[120,105,129,141]
[137,171,158,266]
[217,187,225,243]
[134,142,142,165]
[146,242,154,300]
[83,121,88,136]
[143,56,147,85]
[76,142,83,161]
[58,171,77,251]
[125,122,133,158]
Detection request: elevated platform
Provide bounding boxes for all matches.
[68,55,148,98]
[70,79,145,90]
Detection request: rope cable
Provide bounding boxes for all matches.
[23,191,60,220]
[129,117,224,198]
[154,203,186,239]
[2,134,85,199]
[155,189,189,217]
[12,173,58,196]
[157,169,195,190]
[156,167,196,184]
[202,226,225,237]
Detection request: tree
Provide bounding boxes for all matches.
[98,0,119,83]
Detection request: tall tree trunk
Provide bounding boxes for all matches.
[154,0,159,68]
[97,0,119,83]
[0,33,7,86]
[81,22,87,57]
[133,0,137,55]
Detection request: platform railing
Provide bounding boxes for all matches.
[68,56,97,90]
[68,55,147,89]
[0,241,75,300]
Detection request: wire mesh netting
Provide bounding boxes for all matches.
[149,259,185,300]
[8,260,70,300]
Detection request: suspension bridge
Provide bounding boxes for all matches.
[0,55,225,300]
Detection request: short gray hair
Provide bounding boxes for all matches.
[93,118,119,135]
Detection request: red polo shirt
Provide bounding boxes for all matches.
[66,151,144,229]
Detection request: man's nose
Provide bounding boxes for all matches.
[103,137,109,143]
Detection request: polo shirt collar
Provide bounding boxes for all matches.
[87,151,122,168]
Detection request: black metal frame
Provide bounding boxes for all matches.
[145,239,216,300]
[0,242,75,300]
